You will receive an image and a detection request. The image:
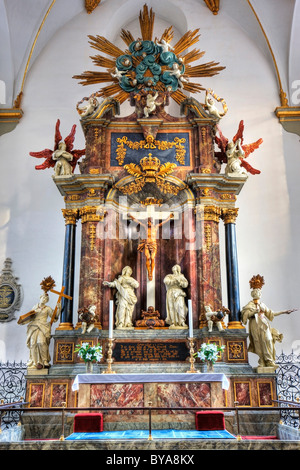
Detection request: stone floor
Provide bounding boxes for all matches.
[0,438,300,451]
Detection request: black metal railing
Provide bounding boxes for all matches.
[0,362,27,430]
[275,351,300,428]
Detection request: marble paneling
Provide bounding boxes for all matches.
[257,381,274,406]
[157,383,211,413]
[233,381,251,407]
[90,383,144,414]
[50,383,68,407]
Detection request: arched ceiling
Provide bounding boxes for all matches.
[0,0,299,110]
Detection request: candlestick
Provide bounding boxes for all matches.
[109,300,114,339]
[186,337,198,373]
[102,337,116,374]
[188,299,193,338]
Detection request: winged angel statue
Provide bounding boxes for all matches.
[29,120,85,176]
[215,120,263,177]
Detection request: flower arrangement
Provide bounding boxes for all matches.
[75,342,103,363]
[195,342,225,364]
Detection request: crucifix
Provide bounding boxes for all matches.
[128,204,174,309]
[49,285,73,325]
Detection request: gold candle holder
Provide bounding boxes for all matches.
[102,337,116,374]
[186,337,198,373]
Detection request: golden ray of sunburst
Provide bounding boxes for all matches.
[73,4,225,105]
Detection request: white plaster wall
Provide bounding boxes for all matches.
[0,0,299,365]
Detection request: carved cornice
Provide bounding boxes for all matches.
[0,108,23,136]
[274,106,300,136]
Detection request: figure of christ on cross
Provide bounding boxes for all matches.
[128,211,174,281]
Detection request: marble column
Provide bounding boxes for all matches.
[78,206,106,327]
[221,208,244,329]
[57,209,78,330]
[195,205,222,328]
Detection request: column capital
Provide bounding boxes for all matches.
[221,207,239,224]
[61,208,79,225]
[194,205,221,223]
[79,205,107,223]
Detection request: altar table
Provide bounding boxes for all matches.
[72,373,230,392]
[72,372,229,427]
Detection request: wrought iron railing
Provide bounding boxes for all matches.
[0,361,27,430]
[275,351,300,428]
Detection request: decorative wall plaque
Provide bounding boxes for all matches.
[0,258,23,322]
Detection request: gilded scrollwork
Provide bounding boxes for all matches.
[115,134,187,166]
[114,154,187,196]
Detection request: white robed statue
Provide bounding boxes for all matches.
[103,266,139,329]
[241,275,296,370]
[164,265,188,329]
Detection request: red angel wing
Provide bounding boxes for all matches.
[214,125,229,163]
[215,125,228,153]
[233,120,244,144]
[70,149,86,171]
[242,138,263,157]
[64,124,76,152]
[29,149,55,170]
[241,159,261,175]
[54,119,62,150]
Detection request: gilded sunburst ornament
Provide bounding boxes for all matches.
[73,4,225,105]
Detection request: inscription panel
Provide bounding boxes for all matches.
[113,340,189,362]
[110,132,191,167]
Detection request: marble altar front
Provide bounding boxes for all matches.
[72,372,229,430]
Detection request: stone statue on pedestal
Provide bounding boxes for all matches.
[19,292,61,370]
[241,275,296,371]
[164,265,188,329]
[103,266,139,330]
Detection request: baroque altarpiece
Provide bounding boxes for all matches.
[23,6,276,427]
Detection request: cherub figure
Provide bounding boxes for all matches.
[215,120,263,176]
[29,119,85,175]
[78,305,98,333]
[169,63,188,89]
[204,89,228,119]
[77,97,99,117]
[111,67,127,82]
[156,38,174,53]
[144,92,159,118]
[204,305,227,332]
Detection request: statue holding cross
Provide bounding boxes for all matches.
[18,276,72,370]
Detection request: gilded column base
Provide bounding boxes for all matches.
[56,322,74,331]
[227,321,245,329]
